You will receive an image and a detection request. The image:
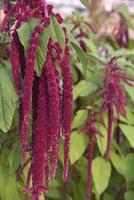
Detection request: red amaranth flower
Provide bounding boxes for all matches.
[32,68,49,200]
[99,57,134,160]
[61,46,73,182]
[2,0,73,198]
[10,31,21,94]
[45,44,60,179]
[85,112,101,200]
[21,25,43,159]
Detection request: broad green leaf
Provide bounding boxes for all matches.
[72,109,88,129]
[83,38,98,55]
[123,154,134,183]
[71,42,88,77]
[18,18,40,50]
[35,26,51,75]
[110,151,125,176]
[73,80,97,100]
[8,145,22,174]
[125,85,134,102]
[0,68,17,132]
[50,15,65,49]
[70,131,88,164]
[96,124,107,156]
[92,157,111,195]
[120,124,134,148]
[125,191,134,200]
[111,152,134,183]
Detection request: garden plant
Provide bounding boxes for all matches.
[0,0,134,200]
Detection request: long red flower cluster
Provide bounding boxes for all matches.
[1,1,73,199]
[99,57,134,160]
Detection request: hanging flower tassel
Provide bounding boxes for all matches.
[61,46,73,182]
[45,42,60,179]
[10,31,21,94]
[21,25,44,159]
[32,67,49,200]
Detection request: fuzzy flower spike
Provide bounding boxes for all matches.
[99,57,134,160]
[1,1,73,199]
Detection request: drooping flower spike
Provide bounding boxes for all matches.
[99,57,134,160]
[1,0,73,199]
[82,110,102,200]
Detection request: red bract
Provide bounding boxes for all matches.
[99,57,134,160]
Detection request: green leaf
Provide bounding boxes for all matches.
[0,68,17,132]
[96,124,107,156]
[73,80,97,100]
[35,26,51,76]
[70,131,88,164]
[18,18,40,50]
[83,38,98,55]
[123,154,134,183]
[120,124,134,148]
[72,109,88,129]
[92,157,111,195]
[71,42,88,77]
[125,191,134,200]
[125,85,134,102]
[8,145,22,174]
[110,151,125,177]
[50,15,65,49]
[111,152,134,183]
